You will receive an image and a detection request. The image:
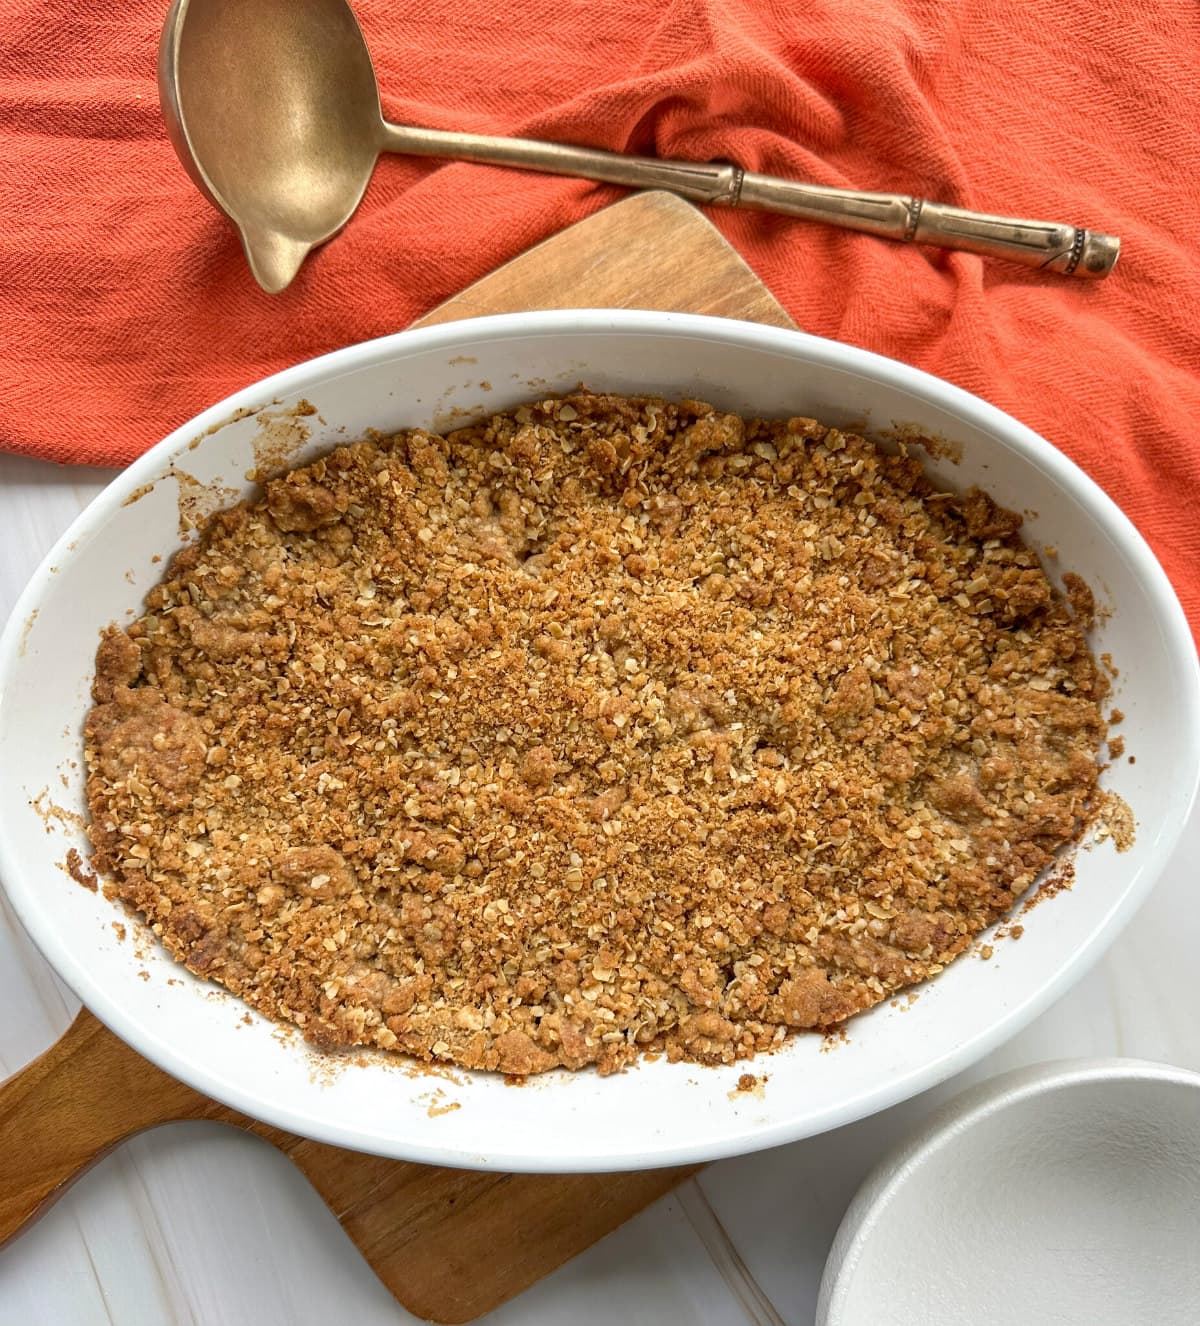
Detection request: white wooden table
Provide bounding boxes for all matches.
[1,451,1196,1326]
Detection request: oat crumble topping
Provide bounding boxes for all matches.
[84,394,1107,1075]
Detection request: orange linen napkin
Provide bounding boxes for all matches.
[2,0,1198,632]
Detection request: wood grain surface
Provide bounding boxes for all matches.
[0,191,794,1325]
[418,192,794,331]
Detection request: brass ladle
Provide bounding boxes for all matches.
[159,0,1119,293]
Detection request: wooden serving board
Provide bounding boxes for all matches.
[0,192,795,1325]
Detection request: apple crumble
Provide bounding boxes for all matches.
[84,394,1107,1075]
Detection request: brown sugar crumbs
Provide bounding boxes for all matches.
[83,394,1109,1076]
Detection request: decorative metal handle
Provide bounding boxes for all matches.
[381,122,743,204]
[379,121,1118,279]
[737,174,1118,278]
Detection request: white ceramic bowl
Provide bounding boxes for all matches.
[817,1058,1200,1325]
[0,311,1196,1171]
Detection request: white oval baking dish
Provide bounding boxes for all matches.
[0,311,1195,1170]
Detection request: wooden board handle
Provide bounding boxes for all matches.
[0,1009,212,1246]
[0,1006,701,1324]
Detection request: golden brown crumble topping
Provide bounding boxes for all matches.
[84,394,1107,1075]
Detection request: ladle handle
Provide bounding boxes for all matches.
[379,122,1118,279]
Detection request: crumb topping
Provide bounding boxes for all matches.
[84,394,1107,1075]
